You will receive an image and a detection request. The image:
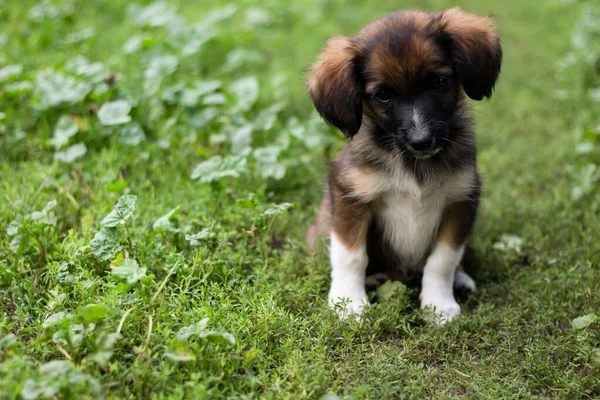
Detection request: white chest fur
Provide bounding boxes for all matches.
[369,168,475,267]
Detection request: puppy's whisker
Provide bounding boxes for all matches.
[440,137,459,145]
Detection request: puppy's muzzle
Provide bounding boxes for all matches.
[407,129,435,152]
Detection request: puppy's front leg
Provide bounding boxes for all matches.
[329,231,369,316]
[420,241,464,323]
[421,198,478,324]
[327,184,371,317]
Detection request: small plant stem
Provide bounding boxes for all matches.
[143,314,153,349]
[56,344,72,360]
[151,260,180,303]
[117,307,135,334]
[124,224,134,255]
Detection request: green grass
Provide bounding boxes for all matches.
[1,0,599,398]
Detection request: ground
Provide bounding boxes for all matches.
[1,0,599,399]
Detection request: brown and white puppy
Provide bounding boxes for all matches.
[306,8,502,322]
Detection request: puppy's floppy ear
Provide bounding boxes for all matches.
[438,8,502,101]
[307,36,363,138]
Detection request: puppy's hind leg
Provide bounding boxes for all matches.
[454,264,477,292]
[306,193,332,250]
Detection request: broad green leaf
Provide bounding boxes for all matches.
[50,115,79,148]
[253,146,285,180]
[180,80,222,107]
[76,304,108,324]
[575,141,595,155]
[225,125,253,154]
[204,330,236,346]
[493,234,523,254]
[7,216,23,236]
[229,76,259,112]
[244,7,271,28]
[153,205,182,230]
[225,48,263,72]
[255,202,294,229]
[54,143,87,163]
[202,93,227,105]
[118,123,146,146]
[144,55,178,82]
[65,56,108,82]
[35,71,91,109]
[64,28,96,44]
[253,102,286,131]
[40,360,73,377]
[105,180,128,193]
[129,1,181,27]
[111,259,146,284]
[88,351,114,366]
[0,333,17,350]
[9,234,23,253]
[582,127,600,143]
[98,100,132,125]
[3,81,34,96]
[572,313,598,330]
[164,343,196,362]
[288,116,329,148]
[186,108,219,128]
[0,64,23,83]
[31,199,58,226]
[100,332,120,350]
[89,227,121,261]
[102,194,137,227]
[21,379,57,400]
[185,228,210,246]
[376,280,407,302]
[42,312,71,329]
[29,0,73,21]
[123,35,143,54]
[191,156,223,177]
[194,80,222,96]
[175,319,234,345]
[197,4,237,29]
[262,202,293,218]
[176,318,210,341]
[588,88,600,102]
[571,164,599,200]
[190,155,248,183]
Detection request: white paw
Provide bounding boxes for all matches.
[328,286,368,319]
[454,271,477,292]
[420,291,461,325]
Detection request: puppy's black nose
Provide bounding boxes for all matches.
[408,135,434,151]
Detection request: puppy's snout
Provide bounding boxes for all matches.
[408,131,434,151]
[402,105,435,151]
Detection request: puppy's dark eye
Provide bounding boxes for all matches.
[430,76,450,91]
[374,90,392,103]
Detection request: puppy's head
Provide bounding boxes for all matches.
[307,8,502,158]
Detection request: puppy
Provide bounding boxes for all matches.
[305,8,502,323]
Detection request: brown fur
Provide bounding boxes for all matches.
[307,36,363,137]
[306,8,501,283]
[438,8,502,100]
[307,8,501,139]
[439,179,482,249]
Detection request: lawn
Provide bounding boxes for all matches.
[1,0,599,398]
